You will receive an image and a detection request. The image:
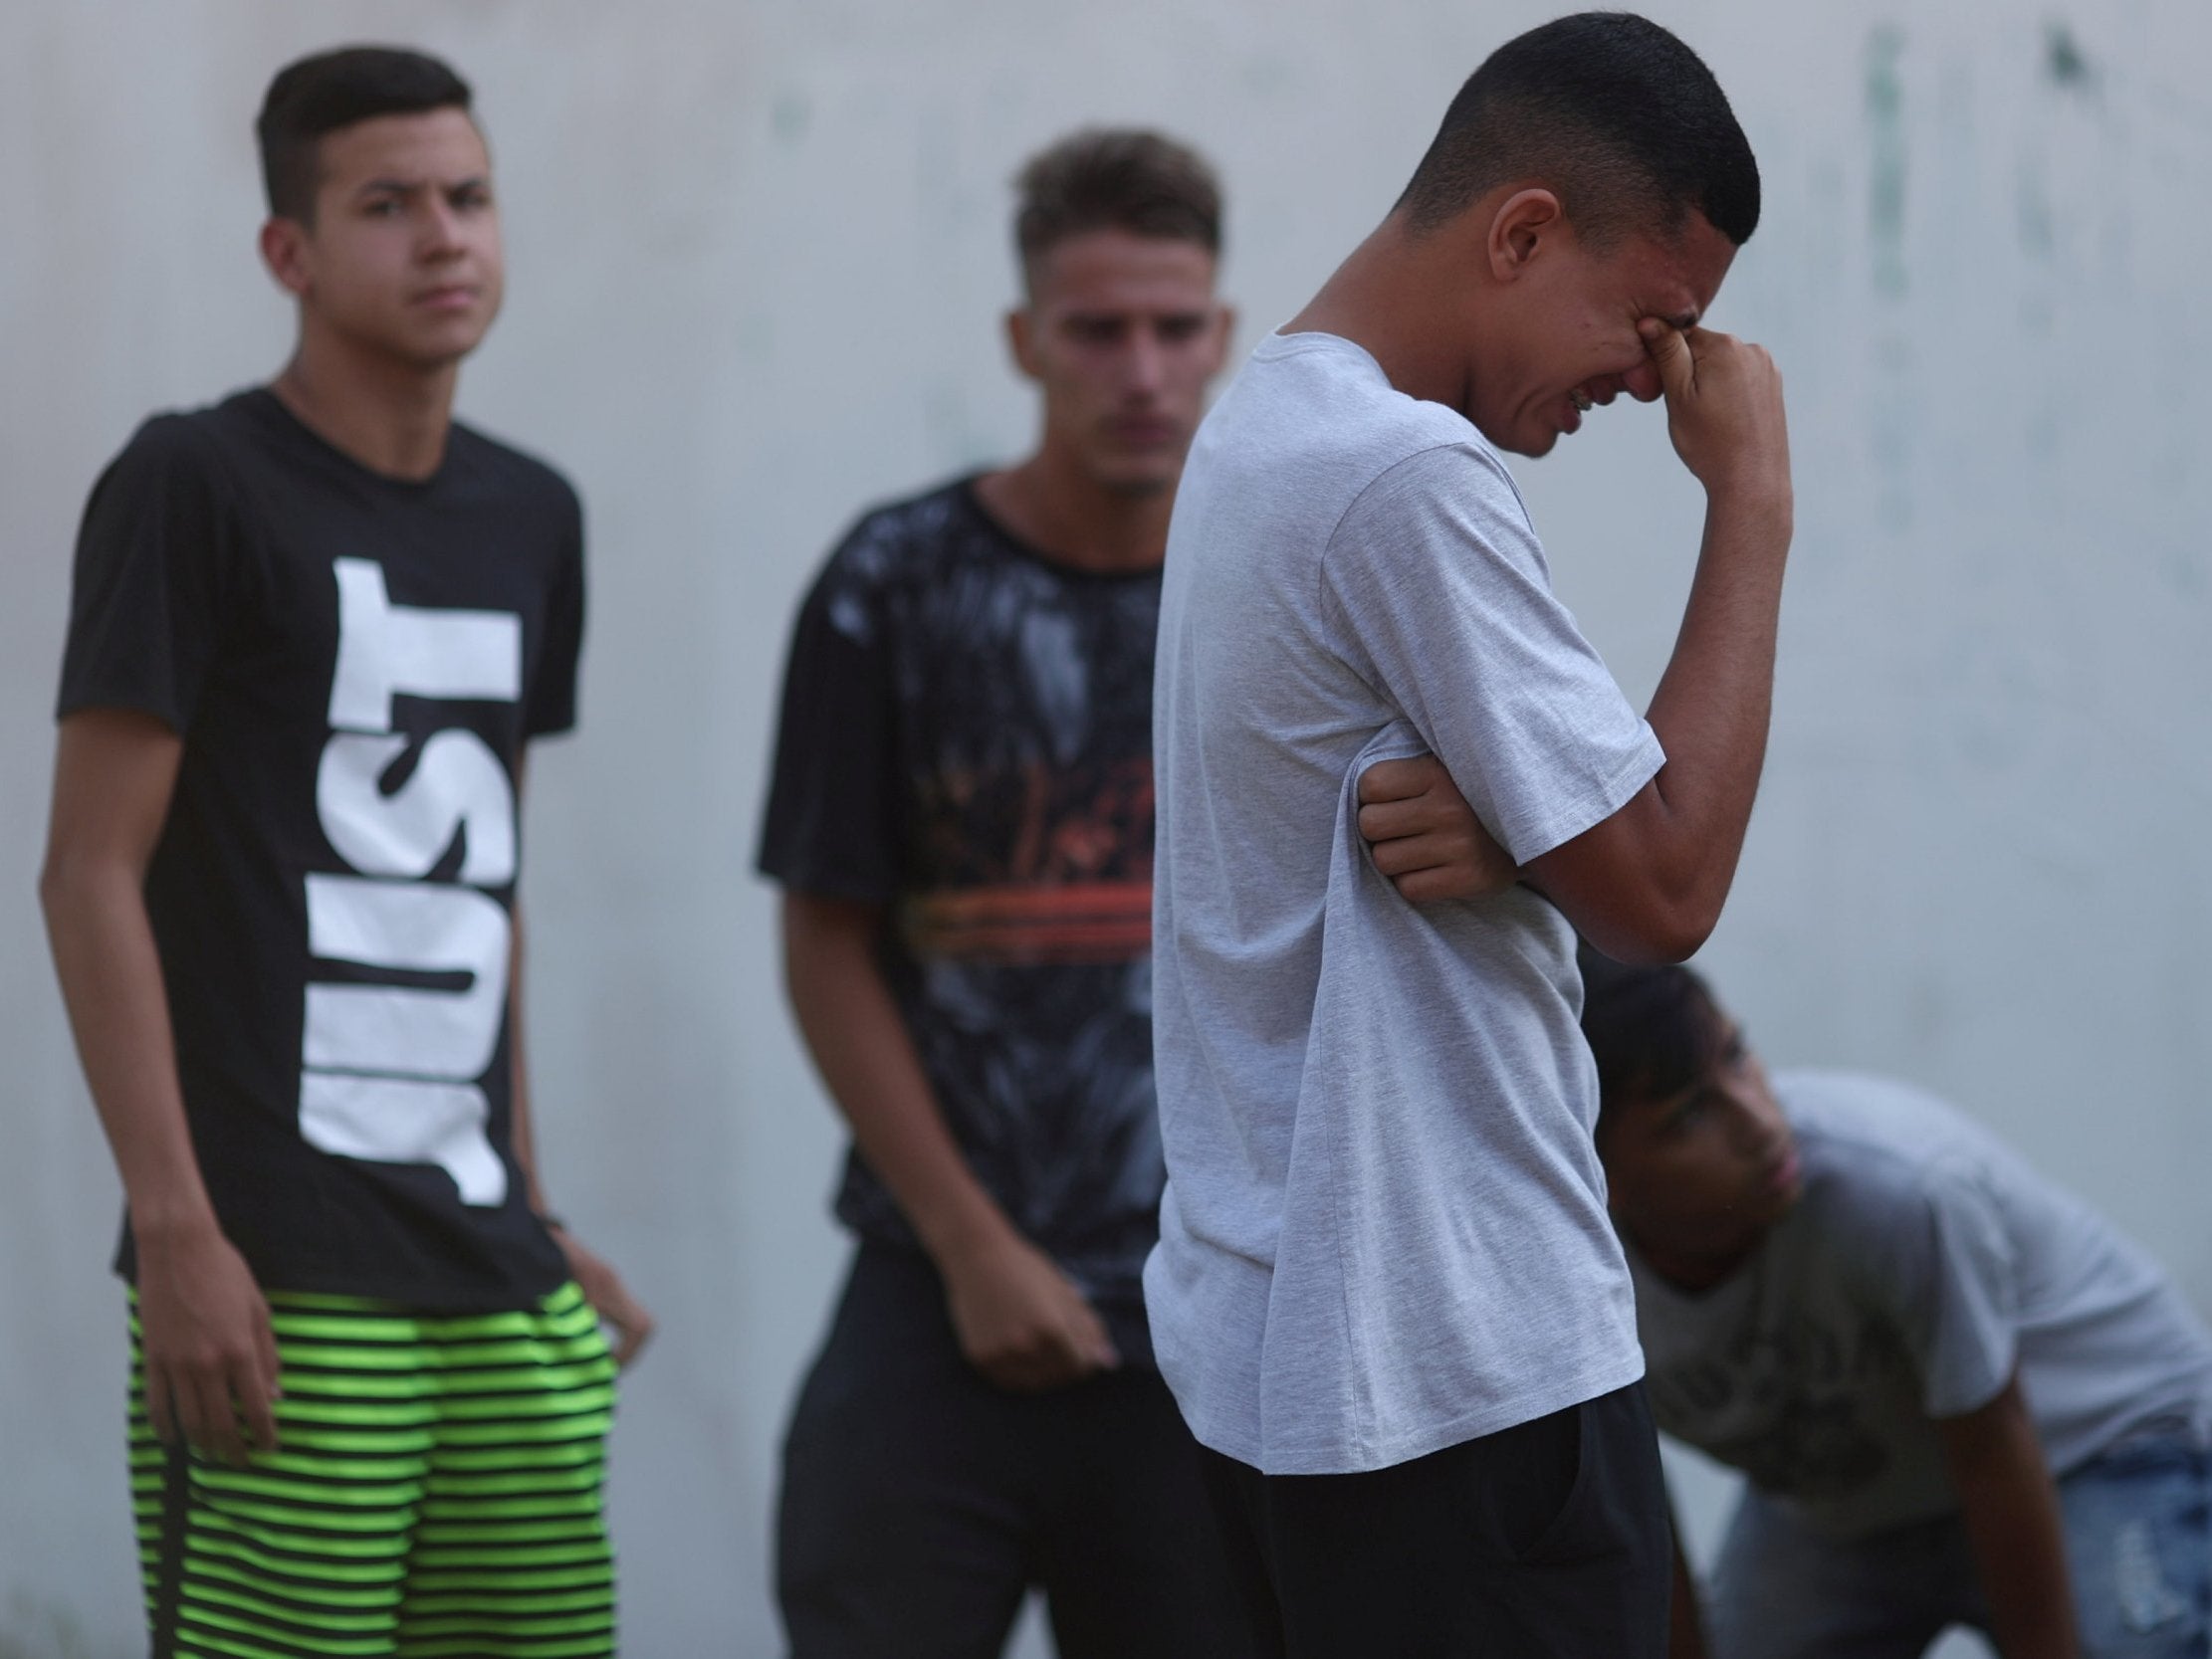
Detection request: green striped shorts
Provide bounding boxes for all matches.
[129,1280,619,1658]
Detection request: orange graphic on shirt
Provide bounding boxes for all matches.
[908,756,1154,964]
[904,880,1153,965]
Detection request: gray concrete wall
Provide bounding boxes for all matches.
[3,1,2205,1653]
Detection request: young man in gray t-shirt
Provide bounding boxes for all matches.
[1147,12,1792,1654]
[1581,954,2212,1659]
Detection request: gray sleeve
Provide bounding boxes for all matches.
[1861,1161,2022,1419]
[1316,443,1661,865]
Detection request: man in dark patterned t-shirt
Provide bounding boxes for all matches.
[760,128,1513,1659]
[758,129,1245,1658]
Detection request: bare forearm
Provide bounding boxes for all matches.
[1640,490,1791,909]
[509,889,653,1360]
[506,907,551,1216]
[504,758,550,1215]
[1527,490,1789,963]
[41,863,216,1236]
[782,904,1012,1266]
[1944,1381,2081,1659]
[1667,1526,1709,1659]
[1961,1470,2079,1658]
[41,712,288,1455]
[1523,326,1791,962]
[782,894,1114,1385]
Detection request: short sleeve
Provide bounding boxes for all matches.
[57,417,243,731]
[1317,443,1662,865]
[1862,1163,2021,1420]
[754,543,902,903]
[525,490,586,738]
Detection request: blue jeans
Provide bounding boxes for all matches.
[1705,1435,2211,1658]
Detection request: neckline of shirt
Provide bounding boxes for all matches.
[240,385,459,496]
[955,476,1166,586]
[1256,327,1388,376]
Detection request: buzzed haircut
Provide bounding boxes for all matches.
[1576,945,1728,1131]
[257,46,474,222]
[1013,128,1221,288]
[1398,12,1759,250]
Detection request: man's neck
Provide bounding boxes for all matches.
[974,449,1174,575]
[1632,1228,1766,1296]
[270,334,461,483]
[1285,217,1474,415]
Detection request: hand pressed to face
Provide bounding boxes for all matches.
[1469,195,1737,460]
[1011,228,1231,497]
[1599,1015,1801,1288]
[260,107,504,372]
[1636,315,1791,504]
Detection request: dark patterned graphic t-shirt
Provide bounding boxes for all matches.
[759,479,1165,1337]
[58,388,581,1310]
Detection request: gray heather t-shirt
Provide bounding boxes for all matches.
[1635,1070,2212,1541]
[1145,331,1663,1476]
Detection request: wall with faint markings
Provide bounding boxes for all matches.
[3,2,2206,1652]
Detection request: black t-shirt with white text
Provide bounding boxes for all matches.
[758,480,1164,1352]
[59,388,581,1310]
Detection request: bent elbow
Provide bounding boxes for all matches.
[1578,893,1719,967]
[37,845,105,927]
[779,891,886,1008]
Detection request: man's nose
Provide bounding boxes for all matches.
[1123,331,1168,396]
[1623,360,1663,403]
[418,199,465,257]
[1725,1090,1781,1153]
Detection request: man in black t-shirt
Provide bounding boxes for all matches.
[759,130,1511,1658]
[42,48,648,1659]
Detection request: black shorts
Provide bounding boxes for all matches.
[775,1243,1254,1659]
[1198,1380,1673,1657]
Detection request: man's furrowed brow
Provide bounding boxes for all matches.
[355,174,489,198]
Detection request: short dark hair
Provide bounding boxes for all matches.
[1577,945,1726,1134]
[1013,128,1221,286]
[257,46,474,222]
[1397,13,1759,250]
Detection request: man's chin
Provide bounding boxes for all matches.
[1466,409,1556,460]
[1092,467,1178,501]
[385,312,496,371]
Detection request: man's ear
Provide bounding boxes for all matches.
[259,217,312,299]
[1005,306,1040,382]
[1486,187,1565,282]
